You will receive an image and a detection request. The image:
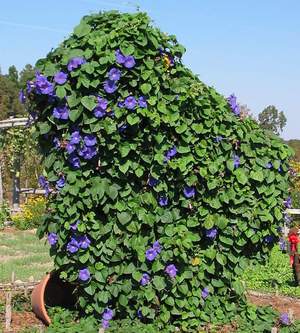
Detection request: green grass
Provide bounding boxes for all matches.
[0,229,52,282]
[242,246,300,297]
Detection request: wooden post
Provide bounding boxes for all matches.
[12,155,21,210]
[5,291,12,331]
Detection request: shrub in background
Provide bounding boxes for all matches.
[23,11,293,330]
[12,196,46,230]
[0,200,10,229]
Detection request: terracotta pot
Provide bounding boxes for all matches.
[31,271,76,325]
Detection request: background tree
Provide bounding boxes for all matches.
[258,105,287,135]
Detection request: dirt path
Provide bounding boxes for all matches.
[247,290,300,318]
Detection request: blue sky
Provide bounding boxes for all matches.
[0,0,299,139]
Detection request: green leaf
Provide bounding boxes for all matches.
[74,22,91,37]
[235,169,248,185]
[81,96,97,111]
[56,86,66,99]
[69,108,82,122]
[250,170,264,182]
[117,212,132,225]
[126,114,139,125]
[153,276,166,291]
[140,83,151,95]
[38,122,51,135]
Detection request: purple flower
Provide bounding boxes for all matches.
[201,287,209,299]
[26,81,35,94]
[53,105,69,120]
[67,57,86,71]
[35,72,54,95]
[78,235,91,249]
[266,162,273,169]
[38,175,50,196]
[148,176,159,187]
[104,80,117,94]
[115,49,126,64]
[165,264,177,278]
[280,313,290,326]
[137,309,142,319]
[227,94,240,116]
[47,233,58,246]
[279,238,286,251]
[95,96,108,115]
[183,186,195,198]
[153,241,162,254]
[233,155,240,168]
[158,195,168,207]
[68,154,81,169]
[70,131,81,145]
[214,136,223,143]
[66,143,76,154]
[145,248,158,261]
[102,308,114,320]
[205,228,217,239]
[284,213,292,225]
[118,101,125,108]
[19,90,26,104]
[56,176,65,190]
[94,107,106,118]
[124,55,136,69]
[140,273,151,286]
[165,146,177,161]
[54,71,67,85]
[84,134,97,147]
[67,238,80,253]
[284,196,292,209]
[78,145,97,160]
[102,320,110,329]
[138,96,147,108]
[78,268,90,282]
[53,137,60,149]
[118,124,128,133]
[108,67,121,81]
[264,235,274,244]
[124,96,137,110]
[70,221,79,231]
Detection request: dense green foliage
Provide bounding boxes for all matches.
[258,105,287,135]
[242,245,300,297]
[25,11,293,330]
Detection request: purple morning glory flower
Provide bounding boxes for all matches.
[97,96,108,109]
[138,96,147,108]
[102,308,114,320]
[118,124,128,133]
[227,94,240,116]
[266,162,273,169]
[279,238,286,251]
[158,195,168,207]
[70,220,79,231]
[233,155,240,168]
[118,101,125,108]
[124,96,137,110]
[264,235,274,244]
[67,57,86,72]
[53,105,69,120]
[284,213,292,225]
[26,81,35,94]
[115,49,126,64]
[68,154,81,169]
[124,55,136,69]
[94,107,106,118]
[153,241,162,254]
[77,235,91,249]
[53,137,60,149]
[19,90,26,104]
[104,80,117,94]
[102,320,110,329]
[56,176,65,190]
[66,143,76,154]
[165,146,177,161]
[38,175,47,188]
[70,131,81,145]
[214,136,223,143]
[145,248,158,261]
[137,309,142,319]
[183,186,196,198]
[284,196,292,208]
[205,228,218,239]
[35,72,54,95]
[201,287,209,299]
[78,145,97,160]
[54,71,67,85]
[148,176,159,187]
[280,313,290,326]
[140,273,151,286]
[67,237,80,253]
[165,264,177,278]
[108,67,121,81]
[47,233,58,246]
[84,134,97,147]
[78,268,90,281]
